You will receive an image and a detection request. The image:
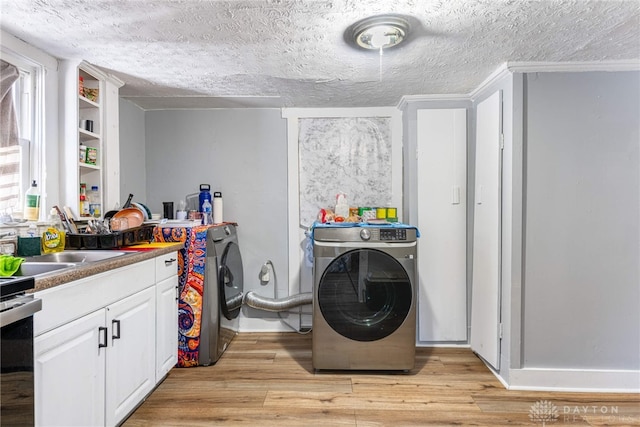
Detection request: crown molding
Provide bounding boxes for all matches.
[399,60,640,108]
[505,60,640,73]
[397,93,472,110]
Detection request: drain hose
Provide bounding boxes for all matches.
[243,291,313,312]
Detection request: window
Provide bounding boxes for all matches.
[1,51,40,221]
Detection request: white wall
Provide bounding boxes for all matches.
[118,99,146,206]
[143,108,289,331]
[522,71,640,370]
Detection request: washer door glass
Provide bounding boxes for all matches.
[318,248,412,342]
[219,241,244,320]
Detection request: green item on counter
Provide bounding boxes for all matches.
[0,254,25,276]
[17,236,41,257]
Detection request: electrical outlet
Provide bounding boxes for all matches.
[259,264,270,283]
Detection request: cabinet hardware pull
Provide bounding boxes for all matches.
[98,327,108,348]
[112,319,121,340]
[165,258,177,266]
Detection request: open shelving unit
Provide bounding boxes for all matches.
[60,60,123,219]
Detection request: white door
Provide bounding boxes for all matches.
[156,275,179,381]
[416,108,468,342]
[470,90,502,370]
[35,309,106,427]
[105,287,156,427]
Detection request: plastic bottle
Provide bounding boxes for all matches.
[199,184,212,213]
[23,180,40,221]
[202,198,213,225]
[79,183,90,217]
[89,185,101,218]
[213,191,223,224]
[42,208,65,254]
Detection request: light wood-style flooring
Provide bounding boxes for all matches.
[124,333,639,426]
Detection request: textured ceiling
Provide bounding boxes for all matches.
[1,0,639,109]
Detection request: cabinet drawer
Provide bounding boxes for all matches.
[156,251,179,282]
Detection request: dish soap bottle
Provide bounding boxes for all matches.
[42,208,66,254]
[24,180,41,221]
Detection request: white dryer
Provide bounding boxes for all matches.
[312,224,418,371]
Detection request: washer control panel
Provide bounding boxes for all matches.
[379,228,407,241]
[313,226,417,243]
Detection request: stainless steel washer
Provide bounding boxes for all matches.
[199,224,244,366]
[312,225,418,371]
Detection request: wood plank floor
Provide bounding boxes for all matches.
[124,333,639,426]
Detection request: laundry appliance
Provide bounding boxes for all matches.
[312,223,418,371]
[199,224,244,365]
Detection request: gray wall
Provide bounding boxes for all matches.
[144,108,289,326]
[118,99,147,206]
[522,71,640,369]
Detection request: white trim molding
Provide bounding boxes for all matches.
[507,368,640,393]
[398,60,640,108]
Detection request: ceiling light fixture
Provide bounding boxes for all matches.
[350,15,410,51]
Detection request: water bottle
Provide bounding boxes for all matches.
[202,198,213,225]
[213,191,223,224]
[199,184,211,213]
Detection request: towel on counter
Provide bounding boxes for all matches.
[0,254,24,276]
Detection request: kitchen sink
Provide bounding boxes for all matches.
[14,262,77,277]
[25,250,129,264]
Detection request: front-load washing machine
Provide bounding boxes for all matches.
[312,224,418,371]
[199,224,244,366]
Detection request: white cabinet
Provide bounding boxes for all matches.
[35,310,105,427]
[60,60,123,217]
[155,253,179,380]
[34,252,178,427]
[415,108,468,342]
[105,287,155,426]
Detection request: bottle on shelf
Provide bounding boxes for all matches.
[89,185,101,218]
[23,180,41,221]
[80,183,90,217]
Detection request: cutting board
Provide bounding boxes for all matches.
[125,242,182,251]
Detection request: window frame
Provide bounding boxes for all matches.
[1,47,45,219]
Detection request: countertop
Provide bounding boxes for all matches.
[31,243,183,292]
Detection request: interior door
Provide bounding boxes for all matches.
[470,90,502,370]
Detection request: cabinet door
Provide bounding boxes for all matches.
[35,310,106,427]
[416,108,468,342]
[470,90,502,370]
[105,287,155,427]
[156,275,178,381]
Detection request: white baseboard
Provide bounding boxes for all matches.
[507,368,640,393]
